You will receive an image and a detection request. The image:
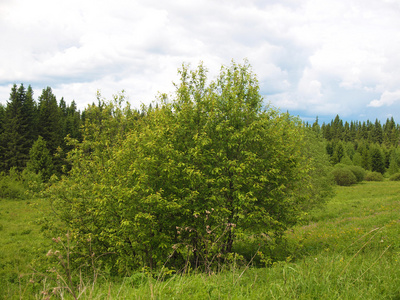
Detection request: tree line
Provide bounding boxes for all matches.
[0,84,83,179]
[305,115,400,176]
[1,85,400,181]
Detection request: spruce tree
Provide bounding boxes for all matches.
[360,122,368,140]
[323,123,332,140]
[361,147,371,170]
[37,87,62,155]
[28,135,53,181]
[0,84,37,171]
[352,152,362,167]
[343,121,351,142]
[326,141,334,157]
[388,149,400,175]
[370,147,385,174]
[350,121,357,141]
[0,103,4,135]
[331,141,345,165]
[331,115,344,140]
[65,100,82,140]
[312,116,321,135]
[372,119,383,144]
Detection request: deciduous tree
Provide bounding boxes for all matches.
[45,61,333,273]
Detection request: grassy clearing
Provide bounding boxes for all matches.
[0,198,49,299]
[1,181,400,299]
[102,181,400,299]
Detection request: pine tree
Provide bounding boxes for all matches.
[331,115,344,140]
[28,135,53,181]
[370,147,385,174]
[60,100,82,155]
[0,103,4,135]
[331,141,345,165]
[0,84,37,171]
[372,119,383,144]
[352,152,362,167]
[37,87,62,155]
[361,147,370,170]
[65,100,82,140]
[322,123,332,140]
[343,121,351,142]
[366,120,374,142]
[382,146,391,169]
[326,141,334,157]
[388,149,400,175]
[312,116,321,135]
[383,117,395,146]
[360,122,368,140]
[350,121,357,141]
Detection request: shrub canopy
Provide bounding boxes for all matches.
[332,167,357,186]
[365,171,384,181]
[45,61,333,273]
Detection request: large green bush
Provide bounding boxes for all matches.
[347,165,366,183]
[0,168,44,199]
[331,167,357,186]
[389,173,400,181]
[44,61,333,274]
[0,169,25,199]
[364,171,384,181]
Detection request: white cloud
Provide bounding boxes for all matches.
[368,90,400,107]
[1,0,400,121]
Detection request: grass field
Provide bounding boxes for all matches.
[1,181,400,299]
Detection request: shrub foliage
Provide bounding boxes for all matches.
[331,167,357,186]
[364,171,384,181]
[389,173,400,181]
[347,165,366,183]
[44,61,333,274]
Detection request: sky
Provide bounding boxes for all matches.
[1,0,400,124]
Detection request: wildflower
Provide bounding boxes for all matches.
[46,250,53,257]
[52,237,61,243]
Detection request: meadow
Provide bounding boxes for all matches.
[1,180,400,299]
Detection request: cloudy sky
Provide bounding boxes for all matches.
[1,0,400,123]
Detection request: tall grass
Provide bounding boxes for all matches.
[1,181,400,299]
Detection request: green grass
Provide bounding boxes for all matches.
[0,198,50,299]
[1,181,400,299]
